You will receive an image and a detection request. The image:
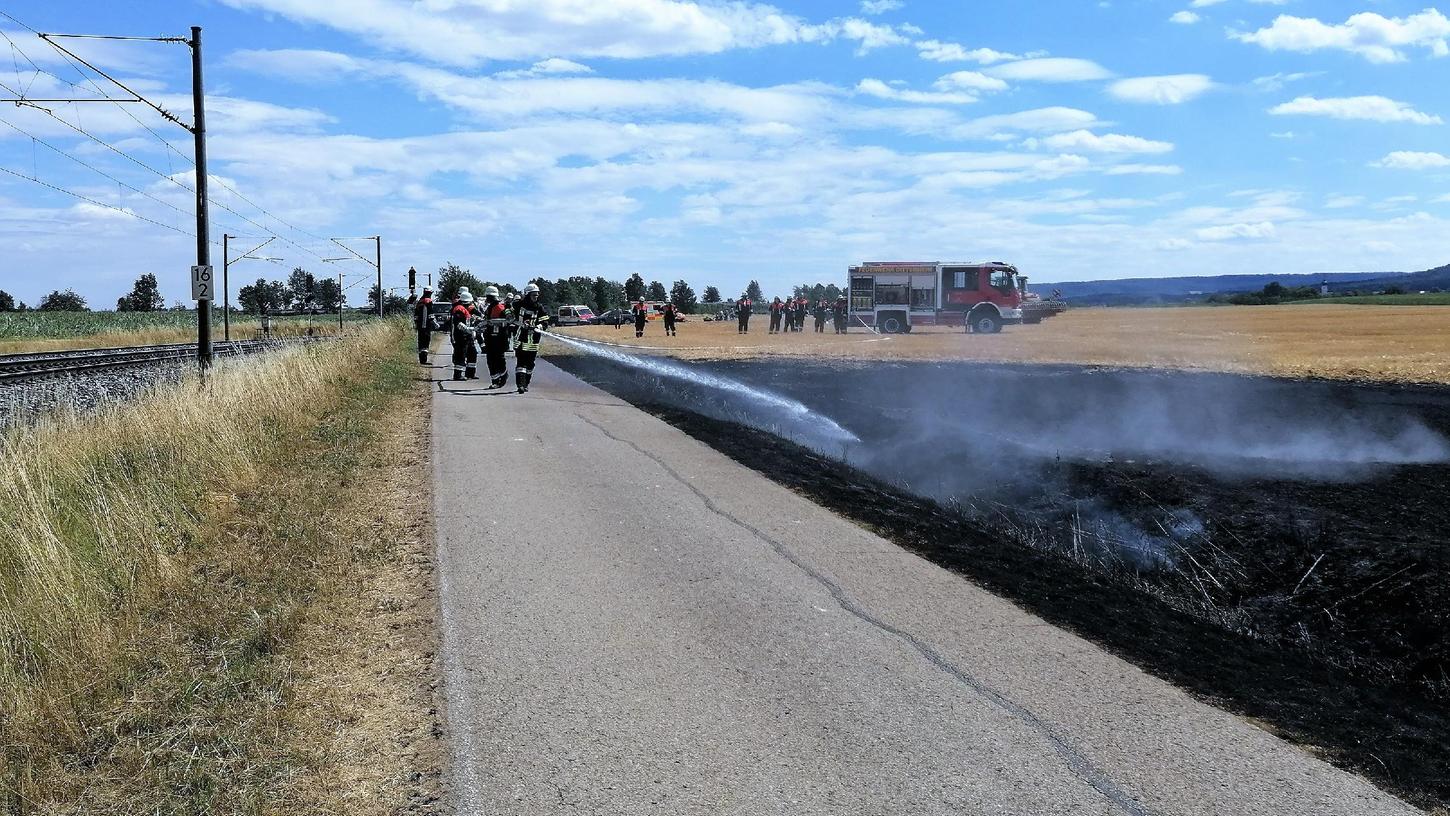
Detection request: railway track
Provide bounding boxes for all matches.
[0,338,318,385]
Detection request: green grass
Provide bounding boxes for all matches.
[1290,293,1450,306]
[0,310,376,341]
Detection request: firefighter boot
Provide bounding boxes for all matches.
[418,349,429,365]
[516,367,531,393]
[465,365,478,379]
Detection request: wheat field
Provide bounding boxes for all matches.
[559,304,1450,384]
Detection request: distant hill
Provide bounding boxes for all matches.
[1043,271,1397,306]
[1325,263,1450,294]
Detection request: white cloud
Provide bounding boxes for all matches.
[914,40,1021,63]
[1269,96,1443,125]
[1371,151,1450,170]
[860,0,903,14]
[952,107,1102,138]
[1269,131,1295,139]
[218,0,914,64]
[986,58,1114,82]
[1169,11,1200,25]
[1324,195,1364,208]
[1250,71,1319,92]
[1232,9,1450,63]
[494,58,595,78]
[932,71,1009,93]
[1027,130,1174,154]
[1106,164,1182,175]
[856,78,978,105]
[1195,221,1277,241]
[1108,74,1213,104]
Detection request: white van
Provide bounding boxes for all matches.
[555,305,597,326]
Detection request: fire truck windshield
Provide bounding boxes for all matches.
[989,269,1015,294]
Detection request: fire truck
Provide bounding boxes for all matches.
[847,261,1064,333]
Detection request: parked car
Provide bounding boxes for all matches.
[555,304,597,326]
[591,308,632,326]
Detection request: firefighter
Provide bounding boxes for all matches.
[479,285,510,389]
[833,296,849,334]
[504,292,519,350]
[769,297,783,333]
[794,297,807,332]
[736,295,752,334]
[813,300,828,332]
[661,301,679,336]
[511,283,550,393]
[448,288,477,381]
[632,297,649,338]
[413,287,434,364]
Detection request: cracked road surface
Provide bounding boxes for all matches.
[431,356,1419,816]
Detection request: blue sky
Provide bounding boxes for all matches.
[1,0,1448,306]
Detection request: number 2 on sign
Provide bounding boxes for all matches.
[191,265,214,301]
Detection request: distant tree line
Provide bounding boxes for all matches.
[0,268,848,316]
[1208,281,1321,306]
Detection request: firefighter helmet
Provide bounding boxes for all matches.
[458,291,474,304]
[484,285,500,298]
[524,283,540,294]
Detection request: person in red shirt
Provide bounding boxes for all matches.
[448,289,476,381]
[479,286,510,389]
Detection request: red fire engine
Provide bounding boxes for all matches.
[847,261,1064,334]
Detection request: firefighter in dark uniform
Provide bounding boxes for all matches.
[661,301,679,336]
[504,292,519,350]
[511,283,550,393]
[448,288,477,381]
[736,295,752,334]
[632,297,648,338]
[768,297,782,333]
[479,285,510,389]
[833,296,849,334]
[413,287,434,364]
[813,300,828,332]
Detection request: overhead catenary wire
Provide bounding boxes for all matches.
[0,163,196,238]
[0,13,336,263]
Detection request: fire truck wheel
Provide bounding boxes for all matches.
[970,312,1003,334]
[879,314,905,334]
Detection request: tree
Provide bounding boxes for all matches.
[0,290,14,312]
[287,267,316,309]
[593,277,622,312]
[670,280,698,313]
[646,280,668,302]
[238,277,280,313]
[625,272,646,302]
[436,263,486,301]
[315,277,344,312]
[745,280,764,302]
[38,289,88,311]
[368,284,409,315]
[116,273,164,312]
[702,286,721,304]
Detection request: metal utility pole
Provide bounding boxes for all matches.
[338,270,344,332]
[222,233,279,341]
[190,26,211,371]
[375,235,382,316]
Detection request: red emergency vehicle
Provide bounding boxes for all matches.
[847,261,1063,334]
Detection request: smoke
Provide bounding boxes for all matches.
[551,351,1450,567]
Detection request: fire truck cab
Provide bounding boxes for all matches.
[848,261,1033,334]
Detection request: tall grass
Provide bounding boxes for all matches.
[0,325,398,754]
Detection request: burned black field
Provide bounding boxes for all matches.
[552,352,1450,809]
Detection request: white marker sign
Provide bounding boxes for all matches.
[191,265,214,300]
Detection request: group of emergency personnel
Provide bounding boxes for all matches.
[413,283,551,393]
[752,295,849,335]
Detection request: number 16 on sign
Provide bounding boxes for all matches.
[191,265,214,301]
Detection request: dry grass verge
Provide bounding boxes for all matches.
[0,323,443,814]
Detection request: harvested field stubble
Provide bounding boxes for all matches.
[559,303,1450,383]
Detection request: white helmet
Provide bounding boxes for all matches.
[524,283,540,294]
[484,285,500,298]
[458,291,474,305]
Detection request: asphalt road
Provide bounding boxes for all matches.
[430,349,1420,816]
